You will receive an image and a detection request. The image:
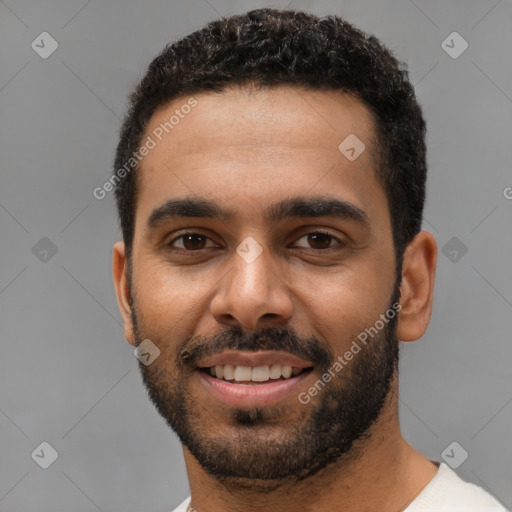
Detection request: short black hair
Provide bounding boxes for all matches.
[113,7,427,271]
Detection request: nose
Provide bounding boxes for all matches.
[210,239,293,332]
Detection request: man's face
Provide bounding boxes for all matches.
[126,86,400,482]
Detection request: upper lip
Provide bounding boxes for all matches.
[196,350,314,369]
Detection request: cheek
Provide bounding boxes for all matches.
[133,261,217,340]
[293,259,395,353]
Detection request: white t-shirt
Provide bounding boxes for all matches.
[170,462,509,512]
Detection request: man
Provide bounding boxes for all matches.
[111,8,508,512]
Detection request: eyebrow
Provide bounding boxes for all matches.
[147,195,370,229]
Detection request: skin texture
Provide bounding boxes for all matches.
[112,85,438,512]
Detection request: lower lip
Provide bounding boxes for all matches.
[198,370,311,407]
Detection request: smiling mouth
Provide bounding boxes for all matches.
[200,364,313,384]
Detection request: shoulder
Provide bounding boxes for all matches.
[404,463,509,512]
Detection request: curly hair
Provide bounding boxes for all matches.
[113,8,427,270]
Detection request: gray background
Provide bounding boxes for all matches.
[1,0,511,510]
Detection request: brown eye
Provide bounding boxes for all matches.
[307,233,332,249]
[183,234,206,250]
[293,231,343,250]
[169,233,215,251]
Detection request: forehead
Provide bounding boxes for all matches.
[135,85,385,229]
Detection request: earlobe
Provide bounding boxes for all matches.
[112,241,136,346]
[397,231,437,342]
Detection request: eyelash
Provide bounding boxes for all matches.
[166,230,345,252]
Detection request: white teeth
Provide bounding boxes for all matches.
[208,364,305,382]
[281,365,292,379]
[215,365,224,379]
[223,364,235,380]
[251,365,270,382]
[234,365,252,381]
[269,364,282,379]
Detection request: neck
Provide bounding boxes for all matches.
[183,378,438,512]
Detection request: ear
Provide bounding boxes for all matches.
[112,241,136,346]
[397,231,437,342]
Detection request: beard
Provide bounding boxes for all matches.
[130,282,400,486]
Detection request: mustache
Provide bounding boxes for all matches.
[178,325,333,369]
